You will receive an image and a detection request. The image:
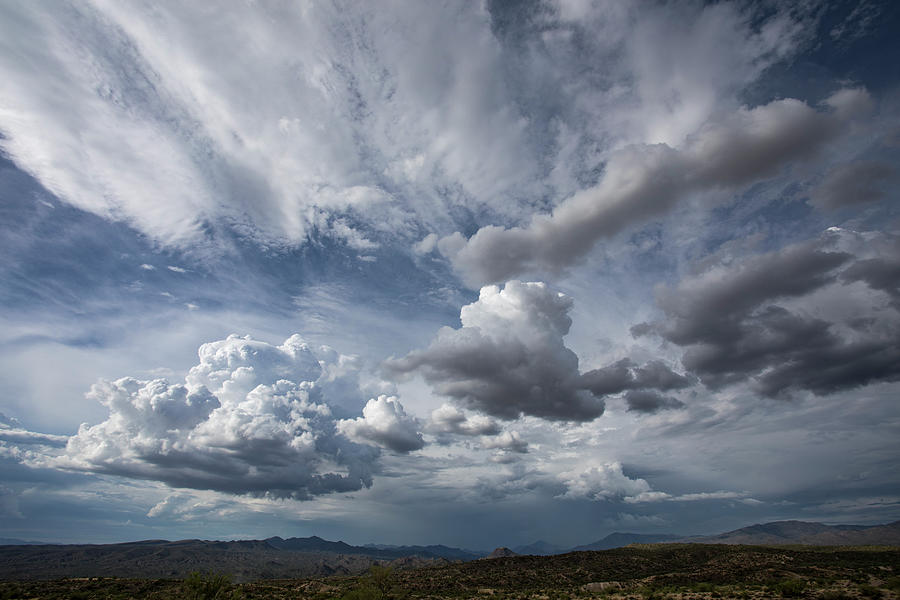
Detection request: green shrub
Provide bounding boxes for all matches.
[341,565,400,600]
[341,586,381,600]
[885,576,900,592]
[774,579,806,597]
[182,571,242,600]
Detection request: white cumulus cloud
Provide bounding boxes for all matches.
[337,395,425,454]
[49,334,381,499]
[558,461,652,501]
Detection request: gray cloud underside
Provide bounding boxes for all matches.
[636,229,900,397]
[622,390,685,414]
[581,358,694,396]
[445,89,872,286]
[387,281,689,421]
[809,160,896,210]
[427,404,501,437]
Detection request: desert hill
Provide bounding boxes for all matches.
[689,519,900,546]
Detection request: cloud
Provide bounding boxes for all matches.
[186,334,323,401]
[581,358,693,397]
[0,413,67,447]
[636,229,900,397]
[622,390,684,414]
[413,233,439,256]
[482,430,529,454]
[444,89,871,286]
[809,160,896,210]
[146,493,198,520]
[0,1,545,251]
[388,281,694,421]
[48,334,381,499]
[558,461,652,501]
[385,281,605,421]
[427,404,500,436]
[623,489,756,504]
[337,395,424,454]
[0,0,822,259]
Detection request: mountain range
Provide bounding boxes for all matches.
[1,520,897,580]
[684,519,900,546]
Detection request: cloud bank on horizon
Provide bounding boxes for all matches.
[1,0,899,548]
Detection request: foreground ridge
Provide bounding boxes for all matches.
[1,544,898,599]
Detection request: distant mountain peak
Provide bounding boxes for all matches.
[486,547,519,558]
[511,540,566,555]
[571,532,684,552]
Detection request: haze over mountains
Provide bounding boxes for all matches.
[1,520,898,580]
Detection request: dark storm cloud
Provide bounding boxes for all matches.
[622,390,685,414]
[386,281,605,422]
[387,281,691,421]
[809,160,896,210]
[581,358,693,396]
[652,242,851,347]
[445,89,872,286]
[636,230,900,397]
[841,254,900,306]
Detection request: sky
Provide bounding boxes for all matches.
[0,0,899,549]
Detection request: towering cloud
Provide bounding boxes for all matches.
[386,281,603,421]
[387,281,689,421]
[52,335,407,499]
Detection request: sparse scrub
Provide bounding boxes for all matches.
[818,591,853,600]
[1,544,899,599]
[341,565,403,600]
[775,579,807,597]
[858,583,883,599]
[182,571,243,600]
[341,586,381,600]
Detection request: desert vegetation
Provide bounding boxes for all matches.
[1,544,898,600]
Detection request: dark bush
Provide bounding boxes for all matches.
[858,583,883,599]
[818,591,853,600]
[775,579,806,597]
